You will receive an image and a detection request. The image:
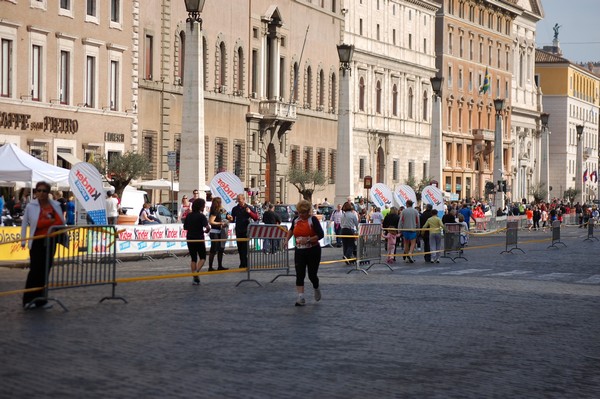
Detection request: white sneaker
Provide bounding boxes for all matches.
[295,297,306,306]
[314,288,321,302]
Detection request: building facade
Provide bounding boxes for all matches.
[535,49,600,203]
[138,0,343,204]
[510,0,543,203]
[0,0,135,173]
[433,0,520,201]
[342,0,439,199]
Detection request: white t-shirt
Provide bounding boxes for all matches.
[106,197,119,218]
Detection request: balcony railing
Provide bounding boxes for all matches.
[259,100,297,119]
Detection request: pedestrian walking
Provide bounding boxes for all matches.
[422,209,444,263]
[340,201,359,264]
[285,200,324,306]
[183,198,210,285]
[399,200,419,263]
[330,203,343,247]
[261,203,282,253]
[21,181,66,309]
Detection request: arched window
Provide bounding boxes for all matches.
[236,47,244,95]
[359,77,365,111]
[376,80,382,114]
[219,42,227,91]
[178,31,185,85]
[330,72,337,112]
[392,84,398,116]
[319,69,325,110]
[408,87,414,119]
[306,66,313,108]
[423,91,428,121]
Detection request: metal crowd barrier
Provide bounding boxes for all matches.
[442,223,467,262]
[486,216,506,232]
[584,219,599,242]
[548,220,567,249]
[501,220,525,254]
[349,223,391,275]
[33,225,127,312]
[236,224,292,286]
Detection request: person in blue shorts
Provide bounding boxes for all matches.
[399,200,420,263]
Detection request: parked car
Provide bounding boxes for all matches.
[153,204,176,224]
[274,204,297,222]
[161,201,178,216]
[317,205,334,220]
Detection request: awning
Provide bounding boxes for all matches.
[57,152,83,166]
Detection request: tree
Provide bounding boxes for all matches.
[404,176,434,201]
[528,182,548,204]
[91,152,151,197]
[287,166,327,203]
[563,188,580,204]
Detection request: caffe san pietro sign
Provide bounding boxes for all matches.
[0,111,78,134]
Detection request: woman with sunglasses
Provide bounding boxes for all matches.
[285,199,324,306]
[178,195,191,223]
[20,181,66,310]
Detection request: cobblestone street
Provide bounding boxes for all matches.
[1,227,599,398]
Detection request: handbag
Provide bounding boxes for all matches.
[55,227,70,248]
[220,224,229,240]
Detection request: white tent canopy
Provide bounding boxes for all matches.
[0,143,70,185]
[133,178,179,191]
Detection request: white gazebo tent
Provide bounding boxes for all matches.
[0,143,70,188]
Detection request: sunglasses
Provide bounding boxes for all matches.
[36,189,50,193]
[182,197,188,199]
[193,192,199,194]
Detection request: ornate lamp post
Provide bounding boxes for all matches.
[493,98,505,212]
[334,44,354,205]
[180,0,207,197]
[576,124,584,204]
[430,76,443,188]
[540,112,550,202]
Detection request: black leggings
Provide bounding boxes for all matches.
[187,241,206,262]
[23,238,56,306]
[294,245,321,288]
[209,232,225,254]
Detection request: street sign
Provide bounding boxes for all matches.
[167,151,177,171]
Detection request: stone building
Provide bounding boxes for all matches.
[342,0,439,199]
[138,0,343,204]
[0,0,135,171]
[510,0,543,203]
[433,0,520,200]
[535,49,600,203]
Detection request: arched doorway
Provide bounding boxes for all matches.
[265,143,277,203]
[376,147,385,182]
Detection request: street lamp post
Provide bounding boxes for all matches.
[540,112,550,203]
[493,98,505,212]
[334,44,354,205]
[576,124,584,204]
[180,0,207,198]
[430,76,443,189]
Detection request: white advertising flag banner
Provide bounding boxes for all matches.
[394,185,417,208]
[210,172,245,212]
[69,162,108,225]
[421,185,445,213]
[370,183,394,209]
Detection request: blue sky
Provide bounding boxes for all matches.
[537,0,600,63]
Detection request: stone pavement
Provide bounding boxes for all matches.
[1,226,599,398]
